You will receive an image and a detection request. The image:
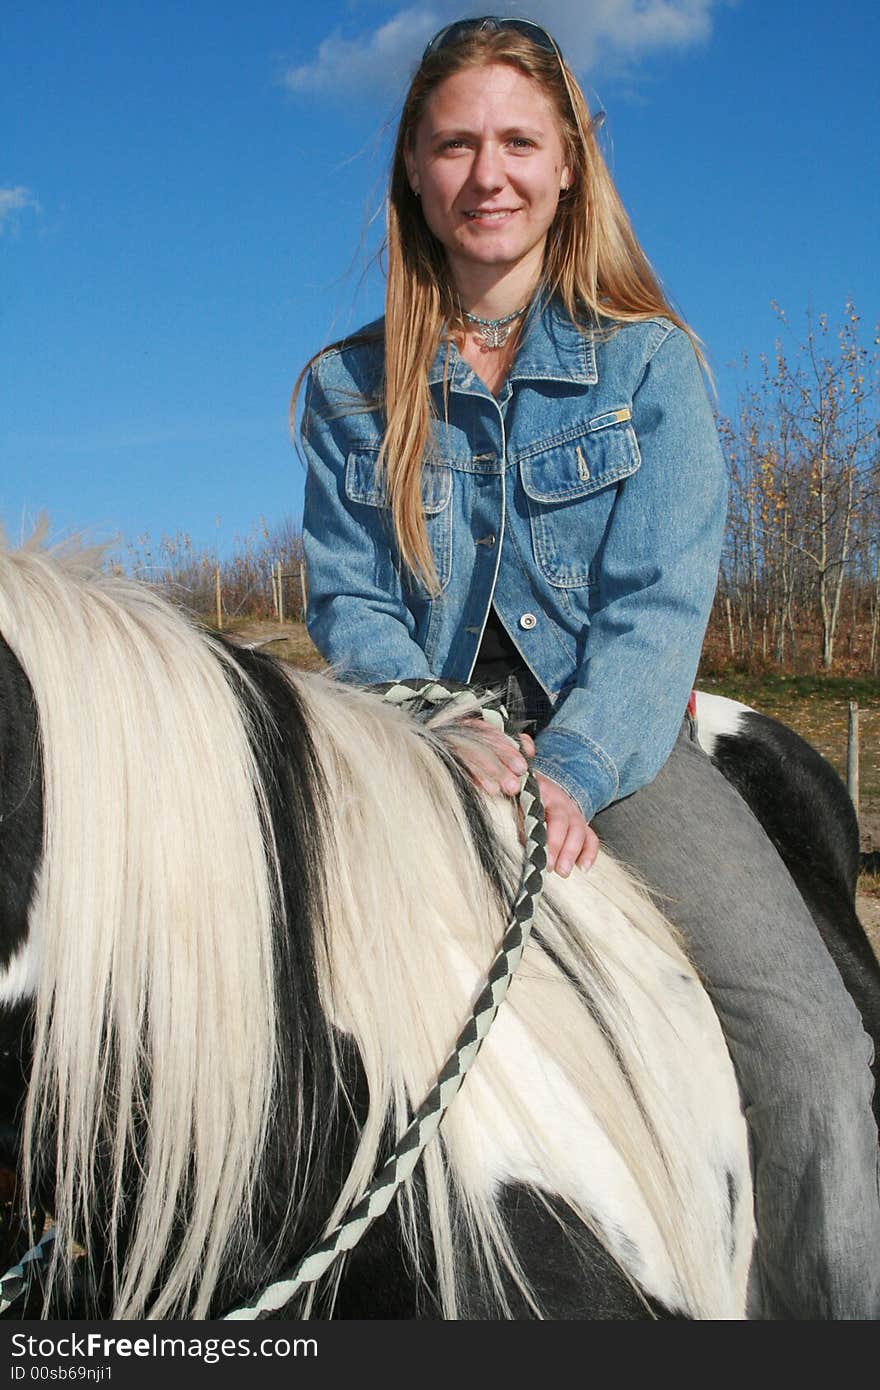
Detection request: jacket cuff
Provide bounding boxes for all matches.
[531,727,620,824]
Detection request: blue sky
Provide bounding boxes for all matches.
[3,0,878,562]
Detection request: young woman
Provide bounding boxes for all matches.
[297,16,880,1318]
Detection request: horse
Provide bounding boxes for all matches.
[694,691,880,1123]
[0,536,872,1321]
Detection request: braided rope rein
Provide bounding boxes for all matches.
[0,680,547,1320]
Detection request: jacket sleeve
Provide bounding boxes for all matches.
[530,326,728,822]
[300,360,434,684]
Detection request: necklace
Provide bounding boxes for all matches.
[463,303,528,350]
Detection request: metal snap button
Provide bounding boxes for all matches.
[476,533,496,547]
[519,613,537,630]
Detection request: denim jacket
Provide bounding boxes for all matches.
[301,298,727,822]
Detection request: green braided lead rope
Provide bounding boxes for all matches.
[222,680,547,1319]
[0,682,546,1321]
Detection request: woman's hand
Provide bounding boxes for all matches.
[533,770,598,877]
[447,718,531,797]
[447,722,598,876]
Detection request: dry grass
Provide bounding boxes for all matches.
[225,620,325,671]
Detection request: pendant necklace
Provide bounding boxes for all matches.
[463,303,529,350]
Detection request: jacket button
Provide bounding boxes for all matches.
[476,533,496,547]
[519,613,537,630]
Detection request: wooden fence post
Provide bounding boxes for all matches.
[215,565,222,632]
[847,701,859,814]
[277,559,284,625]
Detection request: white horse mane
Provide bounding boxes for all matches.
[0,537,752,1319]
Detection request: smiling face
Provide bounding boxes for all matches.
[404,63,571,301]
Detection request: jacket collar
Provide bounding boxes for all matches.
[426,295,598,389]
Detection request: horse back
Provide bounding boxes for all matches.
[696,692,880,1119]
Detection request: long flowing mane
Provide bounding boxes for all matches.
[0,537,751,1319]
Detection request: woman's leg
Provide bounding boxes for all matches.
[592,720,880,1320]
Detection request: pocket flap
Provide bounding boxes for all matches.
[345,449,452,514]
[519,410,640,503]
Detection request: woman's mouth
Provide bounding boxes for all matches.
[464,208,518,223]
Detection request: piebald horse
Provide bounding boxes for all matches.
[0,537,871,1320]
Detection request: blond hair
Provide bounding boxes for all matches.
[295,25,696,592]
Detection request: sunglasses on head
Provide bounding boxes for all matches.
[420,17,606,137]
[421,15,561,62]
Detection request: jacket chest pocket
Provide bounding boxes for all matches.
[345,447,454,592]
[517,411,641,589]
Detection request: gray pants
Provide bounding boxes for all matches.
[591,717,880,1319]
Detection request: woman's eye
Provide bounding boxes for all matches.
[509,137,534,150]
[440,139,468,151]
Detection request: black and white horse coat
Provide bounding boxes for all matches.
[694,692,880,1122]
[0,541,874,1320]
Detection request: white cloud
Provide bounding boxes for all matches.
[281,1,724,98]
[283,7,441,96]
[0,185,40,233]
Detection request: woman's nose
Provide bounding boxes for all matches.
[469,142,505,192]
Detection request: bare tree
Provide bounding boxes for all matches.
[715,302,878,672]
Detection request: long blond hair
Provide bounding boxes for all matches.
[295,25,695,592]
